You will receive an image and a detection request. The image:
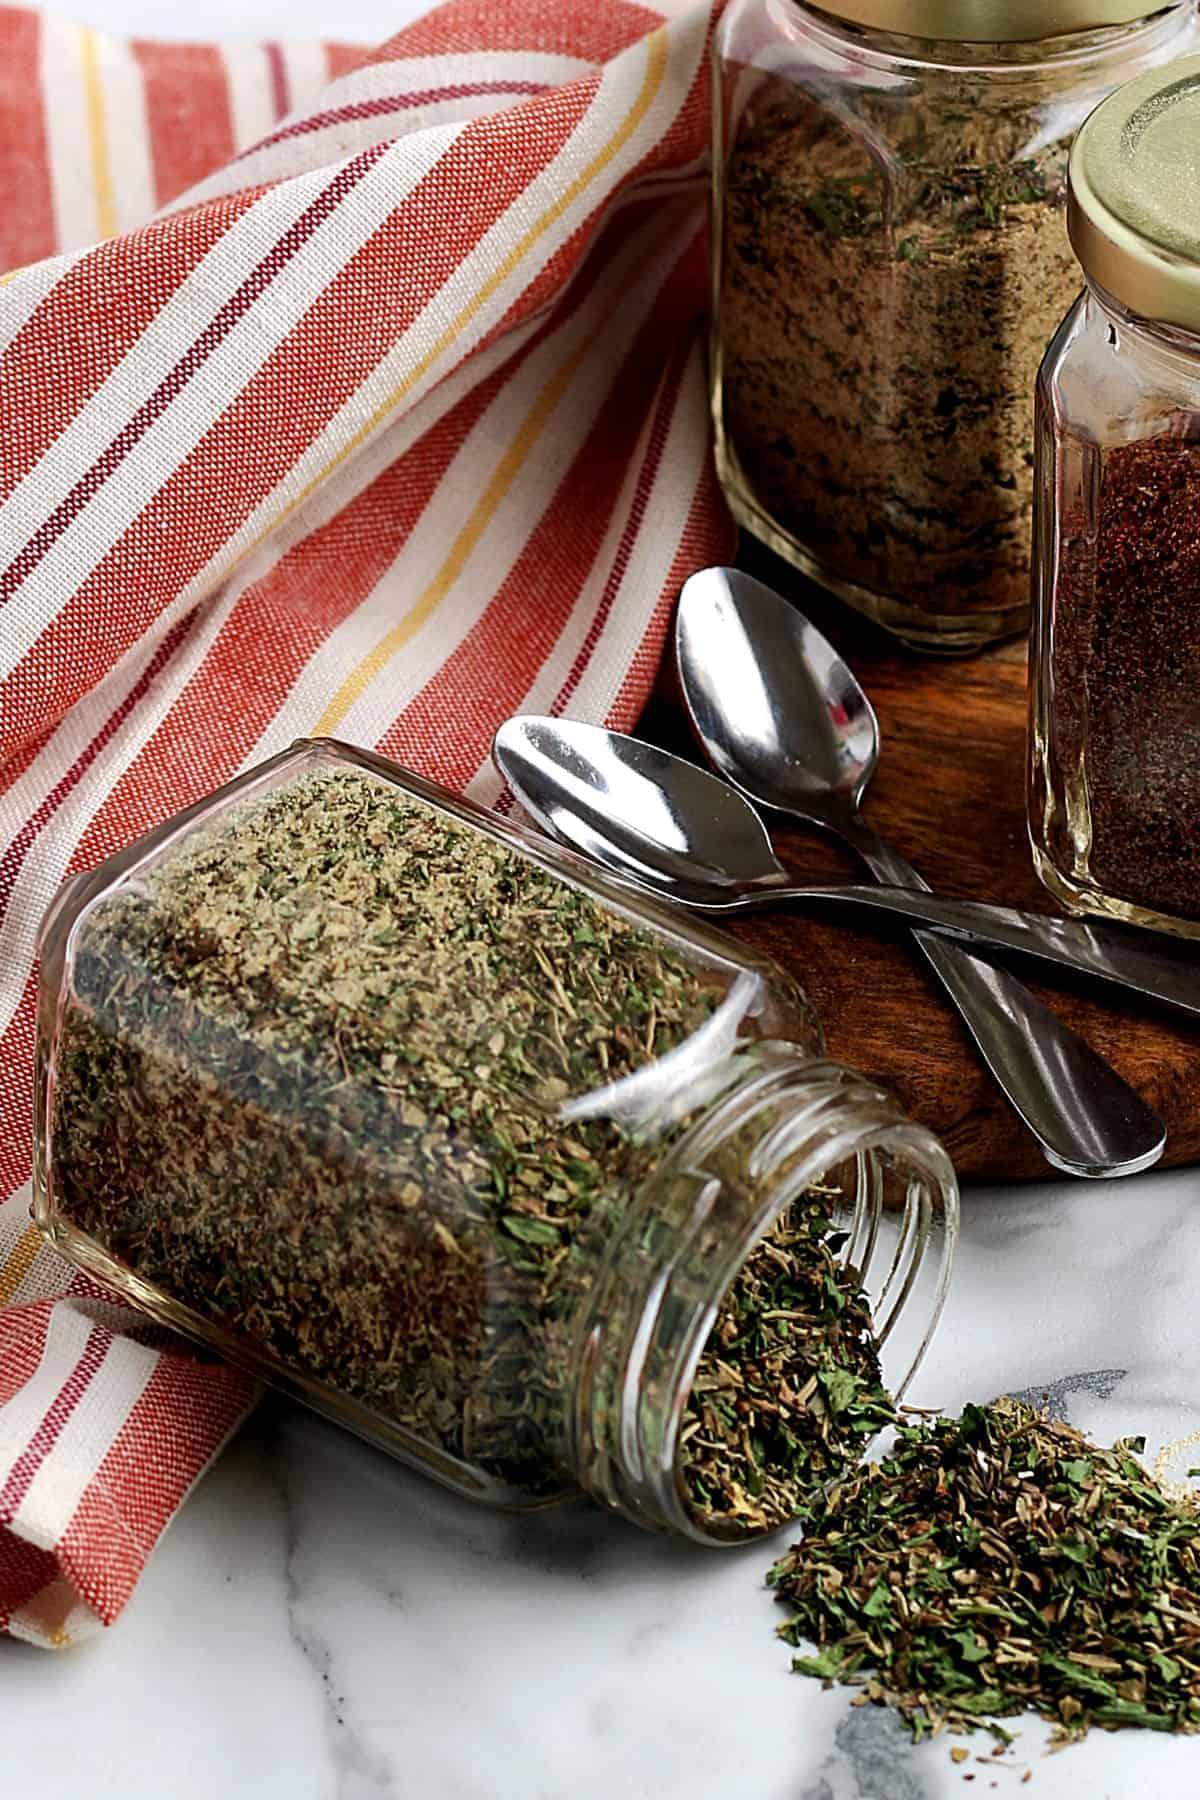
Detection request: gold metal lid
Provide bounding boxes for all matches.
[809,1,1177,44]
[1069,55,1200,330]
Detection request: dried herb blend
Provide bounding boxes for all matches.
[771,1396,1200,1744]
[683,1193,895,1536]
[49,763,893,1529]
[716,97,1077,636]
[1050,435,1200,924]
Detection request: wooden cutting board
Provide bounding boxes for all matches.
[646,549,1200,1184]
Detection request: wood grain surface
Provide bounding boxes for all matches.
[646,550,1200,1185]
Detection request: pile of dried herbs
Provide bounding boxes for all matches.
[682,1194,894,1537]
[771,1396,1200,1745]
[49,761,889,1533]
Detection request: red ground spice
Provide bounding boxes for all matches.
[1058,434,1200,922]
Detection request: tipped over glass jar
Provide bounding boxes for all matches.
[710,0,1199,653]
[34,740,958,1544]
[1030,55,1200,937]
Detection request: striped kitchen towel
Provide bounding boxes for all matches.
[0,0,731,1646]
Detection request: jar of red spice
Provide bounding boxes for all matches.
[1029,54,1200,936]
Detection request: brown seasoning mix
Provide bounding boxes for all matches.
[716,91,1079,632]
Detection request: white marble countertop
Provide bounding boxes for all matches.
[6,2,1200,1794]
[6,1162,1200,1799]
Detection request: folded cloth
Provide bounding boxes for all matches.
[0,0,731,1645]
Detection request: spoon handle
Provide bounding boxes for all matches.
[756,885,1200,1021]
[819,818,1164,1180]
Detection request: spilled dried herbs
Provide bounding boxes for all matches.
[771,1396,1200,1745]
[46,757,894,1533]
[682,1194,894,1536]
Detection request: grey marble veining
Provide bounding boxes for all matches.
[1005,1368,1128,1421]
[4,1166,1200,1799]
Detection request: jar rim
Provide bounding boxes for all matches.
[1083,273,1200,355]
[794,0,1188,49]
[567,1050,959,1546]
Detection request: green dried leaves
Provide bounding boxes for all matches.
[51,767,727,1499]
[680,1192,894,1537]
[53,764,893,1539]
[771,1396,1200,1746]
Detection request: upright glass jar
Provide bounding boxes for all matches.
[1030,56,1200,936]
[34,739,957,1545]
[710,0,1199,653]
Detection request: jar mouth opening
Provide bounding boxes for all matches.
[668,1125,954,1546]
[570,1054,958,1547]
[787,1,1189,74]
[669,1168,891,1546]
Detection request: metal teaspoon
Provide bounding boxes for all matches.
[672,565,1166,1180]
[492,715,1200,1021]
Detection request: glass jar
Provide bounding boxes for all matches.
[1030,55,1200,935]
[710,0,1199,653]
[33,738,957,1545]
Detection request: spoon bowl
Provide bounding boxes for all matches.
[492,715,791,907]
[676,567,878,820]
